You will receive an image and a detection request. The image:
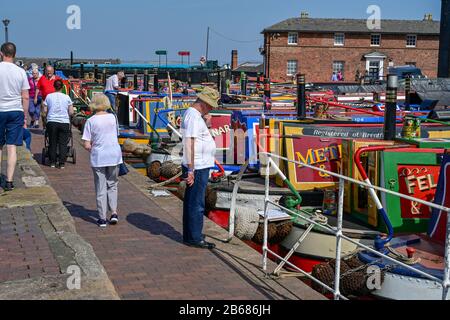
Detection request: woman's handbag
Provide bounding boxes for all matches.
[119,163,129,177]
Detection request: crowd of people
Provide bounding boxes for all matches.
[1,42,221,251]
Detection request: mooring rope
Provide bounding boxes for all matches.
[148,171,183,190]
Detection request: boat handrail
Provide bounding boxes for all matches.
[129,98,161,140]
[257,150,450,300]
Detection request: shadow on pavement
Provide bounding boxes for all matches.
[64,201,99,225]
[127,212,183,243]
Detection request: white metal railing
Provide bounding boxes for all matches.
[258,152,450,301]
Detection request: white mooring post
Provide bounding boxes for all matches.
[333,177,345,300]
[263,157,271,275]
[443,210,450,300]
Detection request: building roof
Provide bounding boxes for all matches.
[233,62,264,73]
[17,57,121,67]
[262,18,440,35]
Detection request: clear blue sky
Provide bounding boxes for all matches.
[0,0,442,65]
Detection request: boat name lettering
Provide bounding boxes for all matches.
[295,145,342,167]
[211,125,231,138]
[405,173,438,194]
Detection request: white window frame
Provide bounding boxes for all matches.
[287,60,298,76]
[334,33,345,46]
[288,32,298,45]
[332,61,345,75]
[406,34,417,47]
[370,34,381,47]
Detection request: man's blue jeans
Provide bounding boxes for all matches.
[182,166,210,244]
[105,92,117,111]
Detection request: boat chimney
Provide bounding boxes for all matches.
[144,69,149,92]
[231,50,238,70]
[153,73,159,94]
[404,75,412,111]
[438,0,450,78]
[297,74,306,120]
[240,72,248,95]
[383,74,398,141]
[102,69,107,86]
[94,64,99,82]
[133,69,138,90]
[80,63,84,79]
[263,77,271,111]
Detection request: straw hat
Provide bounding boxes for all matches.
[197,87,220,109]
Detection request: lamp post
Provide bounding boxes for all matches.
[2,19,10,43]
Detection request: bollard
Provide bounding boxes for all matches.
[383,74,398,140]
[297,74,306,120]
[405,75,411,111]
[144,70,149,92]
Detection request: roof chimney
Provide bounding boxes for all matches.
[424,13,433,21]
[300,11,309,19]
[231,50,238,70]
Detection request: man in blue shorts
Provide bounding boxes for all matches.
[0,42,30,191]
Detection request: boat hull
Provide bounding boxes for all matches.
[372,272,449,300]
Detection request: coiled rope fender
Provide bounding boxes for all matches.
[234,207,260,241]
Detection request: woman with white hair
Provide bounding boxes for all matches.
[82,94,123,228]
[28,68,42,128]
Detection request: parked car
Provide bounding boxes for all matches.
[388,65,426,80]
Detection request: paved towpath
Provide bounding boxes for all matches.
[1,145,118,300]
[30,128,325,300]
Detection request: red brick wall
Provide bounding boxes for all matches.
[265,32,439,83]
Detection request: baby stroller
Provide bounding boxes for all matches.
[41,124,77,166]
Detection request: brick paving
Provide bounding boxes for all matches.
[0,206,61,283]
[30,129,284,300]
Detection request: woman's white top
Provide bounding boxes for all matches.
[45,92,73,124]
[82,113,123,168]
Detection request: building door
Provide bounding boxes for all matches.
[369,61,380,81]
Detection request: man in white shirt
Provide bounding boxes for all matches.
[0,42,30,191]
[104,71,125,111]
[181,87,220,249]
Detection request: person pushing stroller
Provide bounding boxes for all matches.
[42,80,74,169]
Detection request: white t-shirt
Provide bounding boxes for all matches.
[105,75,119,93]
[45,92,73,124]
[0,62,30,112]
[82,113,124,168]
[181,108,216,170]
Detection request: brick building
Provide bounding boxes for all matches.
[262,15,441,83]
